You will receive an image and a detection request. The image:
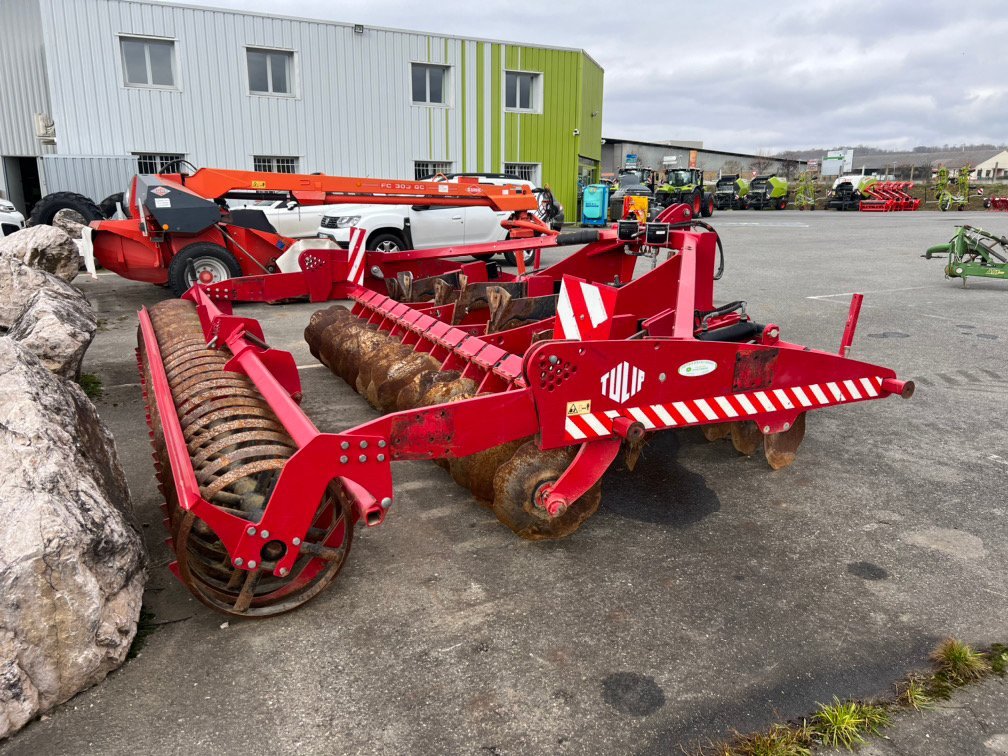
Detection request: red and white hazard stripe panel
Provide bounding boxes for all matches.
[556,278,614,340]
[563,375,885,441]
[346,227,366,286]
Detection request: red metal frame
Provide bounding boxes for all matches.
[860,181,921,212]
[138,222,914,589]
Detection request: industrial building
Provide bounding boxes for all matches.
[0,0,604,216]
[601,137,806,181]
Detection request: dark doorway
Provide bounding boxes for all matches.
[17,157,41,216]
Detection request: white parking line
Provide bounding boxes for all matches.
[806,285,933,300]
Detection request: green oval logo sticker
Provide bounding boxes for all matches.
[678,359,717,377]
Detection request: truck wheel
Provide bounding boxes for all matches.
[366,232,407,254]
[167,242,242,297]
[29,192,103,227]
[701,194,714,217]
[99,192,129,219]
[503,250,535,266]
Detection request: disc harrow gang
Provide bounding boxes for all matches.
[138,210,914,616]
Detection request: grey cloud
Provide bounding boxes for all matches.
[174,0,1008,152]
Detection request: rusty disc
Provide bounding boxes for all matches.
[763,412,806,470]
[449,438,527,504]
[701,423,732,442]
[729,420,764,456]
[491,441,602,540]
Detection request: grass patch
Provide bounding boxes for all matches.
[77,372,103,400]
[895,674,933,711]
[700,637,1002,755]
[988,643,1007,677]
[811,697,889,750]
[126,606,157,660]
[930,637,990,685]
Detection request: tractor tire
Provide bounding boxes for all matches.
[691,191,703,216]
[776,197,788,210]
[99,192,129,219]
[29,191,103,227]
[167,242,242,297]
[366,231,408,254]
[701,193,714,217]
[503,250,535,267]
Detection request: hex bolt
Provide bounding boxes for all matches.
[340,441,350,450]
[783,422,791,431]
[248,560,257,569]
[278,567,289,577]
[292,537,301,546]
[549,355,559,364]
[659,372,667,382]
[360,440,368,449]
[380,497,393,509]
[246,526,256,536]
[377,454,386,462]
[763,425,770,433]
[234,557,244,567]
[340,455,348,464]
[378,440,387,448]
[260,530,270,539]
[359,454,367,463]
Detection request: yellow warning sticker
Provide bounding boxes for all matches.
[251,180,267,189]
[566,400,591,416]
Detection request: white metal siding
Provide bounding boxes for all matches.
[0,0,54,157]
[40,155,137,199]
[37,0,476,180]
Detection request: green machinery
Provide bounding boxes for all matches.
[924,225,1008,286]
[933,165,972,211]
[713,174,749,210]
[793,172,816,210]
[748,174,789,210]
[655,168,714,217]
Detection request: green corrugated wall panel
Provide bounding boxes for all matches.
[476,42,484,172]
[491,43,501,172]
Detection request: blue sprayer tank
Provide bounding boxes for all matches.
[580,184,609,227]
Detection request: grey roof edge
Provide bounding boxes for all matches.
[119,0,602,65]
[603,137,805,163]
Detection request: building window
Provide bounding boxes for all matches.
[504,163,540,184]
[414,161,453,180]
[247,48,293,95]
[253,155,299,173]
[411,63,448,104]
[121,37,176,88]
[135,153,185,174]
[505,71,540,112]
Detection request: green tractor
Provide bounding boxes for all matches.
[747,174,789,210]
[654,168,714,217]
[713,174,750,210]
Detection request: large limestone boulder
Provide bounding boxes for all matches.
[51,209,85,240]
[0,224,79,282]
[7,287,97,379]
[0,338,145,739]
[0,257,80,331]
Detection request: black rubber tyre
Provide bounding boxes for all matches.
[471,253,494,262]
[503,250,535,267]
[701,193,715,217]
[167,242,242,297]
[99,192,129,219]
[777,197,789,210]
[691,191,703,216]
[29,191,103,227]
[365,231,407,254]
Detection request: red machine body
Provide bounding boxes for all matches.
[137,212,913,615]
[88,168,545,288]
[859,181,921,212]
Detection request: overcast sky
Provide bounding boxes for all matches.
[175,0,1008,154]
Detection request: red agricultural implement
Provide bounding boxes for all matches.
[83,165,545,295]
[137,205,913,617]
[859,181,921,212]
[984,196,1008,211]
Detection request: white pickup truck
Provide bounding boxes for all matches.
[315,174,563,266]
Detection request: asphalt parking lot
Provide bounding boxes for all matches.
[4,210,1006,754]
